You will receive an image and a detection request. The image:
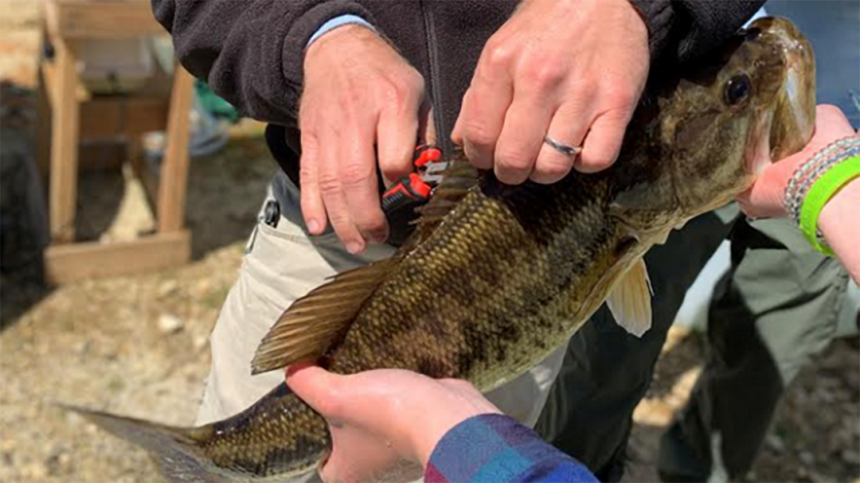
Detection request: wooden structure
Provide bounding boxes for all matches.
[38,0,193,284]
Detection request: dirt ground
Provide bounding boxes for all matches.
[1,2,858,482]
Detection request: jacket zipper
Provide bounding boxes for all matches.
[419,0,452,154]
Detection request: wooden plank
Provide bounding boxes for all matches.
[80,96,168,141]
[46,0,166,40]
[36,63,53,184]
[44,230,191,284]
[49,36,80,244]
[157,66,194,233]
[41,62,57,113]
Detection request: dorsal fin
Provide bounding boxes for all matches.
[251,256,400,374]
[252,153,478,375]
[413,153,480,230]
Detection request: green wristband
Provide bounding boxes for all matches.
[799,155,860,256]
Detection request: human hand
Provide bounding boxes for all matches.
[451,0,649,184]
[286,365,500,483]
[301,26,431,253]
[737,105,856,219]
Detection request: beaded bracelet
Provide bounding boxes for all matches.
[783,135,860,224]
[782,133,860,256]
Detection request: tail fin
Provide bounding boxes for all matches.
[61,384,328,483]
[62,405,234,483]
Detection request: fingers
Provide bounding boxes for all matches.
[809,105,855,149]
[815,104,852,133]
[377,84,424,186]
[315,129,368,254]
[376,116,416,190]
[450,99,464,146]
[735,189,771,220]
[286,365,345,419]
[451,0,650,185]
[456,61,514,169]
[454,53,631,183]
[436,378,482,396]
[577,108,631,173]
[306,101,391,252]
[735,105,855,220]
[300,107,380,252]
[300,27,428,252]
[287,366,393,425]
[531,104,589,184]
[419,105,437,147]
[300,132,326,235]
[493,95,553,185]
[736,157,795,219]
[773,105,854,166]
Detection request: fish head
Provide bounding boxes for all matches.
[665,16,816,219]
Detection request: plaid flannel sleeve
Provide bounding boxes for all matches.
[425,414,600,483]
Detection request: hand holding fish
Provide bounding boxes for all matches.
[738,105,860,283]
[452,0,649,184]
[286,365,500,483]
[301,25,429,253]
[737,105,855,219]
[69,17,822,482]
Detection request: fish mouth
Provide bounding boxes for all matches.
[752,17,817,167]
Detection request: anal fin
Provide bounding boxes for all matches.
[606,259,653,338]
[251,256,400,374]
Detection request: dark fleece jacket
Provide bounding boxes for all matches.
[151,0,764,238]
[152,0,763,139]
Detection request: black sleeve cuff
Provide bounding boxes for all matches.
[627,0,674,62]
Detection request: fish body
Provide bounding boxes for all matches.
[71,17,815,483]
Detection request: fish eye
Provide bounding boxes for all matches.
[745,27,761,42]
[724,74,751,106]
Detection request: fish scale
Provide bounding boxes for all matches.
[65,17,817,483]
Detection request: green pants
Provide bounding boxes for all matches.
[535,207,850,481]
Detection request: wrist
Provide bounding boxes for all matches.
[626,0,671,59]
[799,158,860,255]
[819,178,860,238]
[789,134,859,255]
[305,23,381,68]
[307,15,375,48]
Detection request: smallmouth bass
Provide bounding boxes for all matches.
[69,17,815,483]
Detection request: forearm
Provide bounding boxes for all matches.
[629,0,765,64]
[819,179,860,284]
[150,0,374,125]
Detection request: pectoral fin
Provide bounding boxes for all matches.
[606,259,653,337]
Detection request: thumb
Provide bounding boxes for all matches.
[285,364,344,418]
[578,109,630,173]
[420,105,437,146]
[735,163,791,219]
[451,91,470,146]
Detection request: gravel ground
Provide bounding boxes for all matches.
[1,2,858,482]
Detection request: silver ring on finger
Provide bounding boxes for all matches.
[543,135,582,157]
